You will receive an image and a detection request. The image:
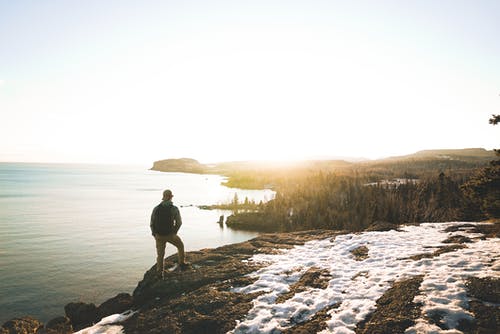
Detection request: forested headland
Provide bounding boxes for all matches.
[153,147,499,233]
[225,163,499,232]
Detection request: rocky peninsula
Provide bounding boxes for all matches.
[0,230,339,334]
[1,222,498,334]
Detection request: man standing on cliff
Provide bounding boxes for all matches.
[150,189,190,278]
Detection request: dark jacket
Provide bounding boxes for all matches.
[150,200,182,235]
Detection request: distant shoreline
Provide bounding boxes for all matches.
[150,149,496,190]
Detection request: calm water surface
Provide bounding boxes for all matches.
[0,163,274,323]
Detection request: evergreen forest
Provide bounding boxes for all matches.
[223,117,499,233]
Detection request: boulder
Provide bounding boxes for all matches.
[0,317,43,334]
[365,221,399,232]
[97,293,133,318]
[64,302,98,329]
[44,316,72,334]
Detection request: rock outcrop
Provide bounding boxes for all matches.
[0,230,340,334]
[62,293,134,331]
[3,222,497,333]
[125,230,341,334]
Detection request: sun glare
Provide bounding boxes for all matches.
[0,1,498,164]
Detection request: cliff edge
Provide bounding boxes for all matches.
[2,222,498,334]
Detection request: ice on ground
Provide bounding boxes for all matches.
[229,222,499,334]
[73,310,135,334]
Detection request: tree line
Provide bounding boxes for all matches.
[225,166,498,233]
[226,115,499,232]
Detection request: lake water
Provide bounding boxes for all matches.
[0,163,274,323]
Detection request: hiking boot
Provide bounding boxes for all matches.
[153,270,162,280]
[179,262,191,271]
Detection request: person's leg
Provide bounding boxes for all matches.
[155,235,167,273]
[166,234,185,264]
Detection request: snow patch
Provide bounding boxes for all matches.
[228,222,499,334]
[73,310,135,334]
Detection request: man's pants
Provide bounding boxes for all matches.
[155,233,185,272]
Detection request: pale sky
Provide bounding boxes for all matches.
[1,0,499,164]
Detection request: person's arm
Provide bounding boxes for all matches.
[174,207,182,233]
[150,209,156,236]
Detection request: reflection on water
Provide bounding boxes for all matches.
[0,163,274,323]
